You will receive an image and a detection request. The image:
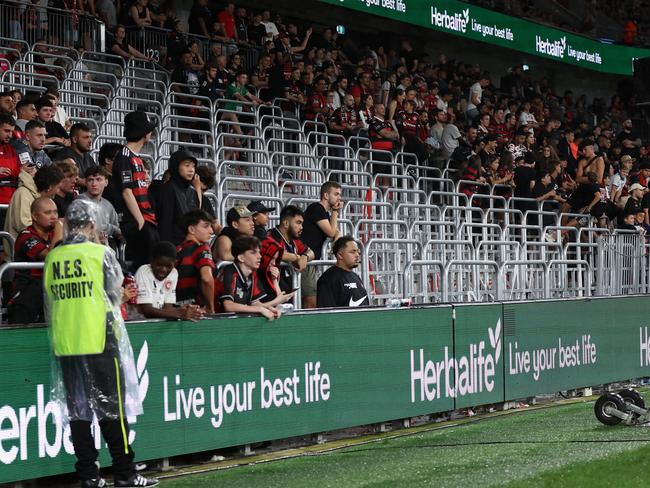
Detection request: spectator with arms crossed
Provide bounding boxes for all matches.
[300,181,342,308]
[261,204,314,297]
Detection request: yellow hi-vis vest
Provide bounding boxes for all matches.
[44,241,108,356]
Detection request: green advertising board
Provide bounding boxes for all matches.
[1,297,649,484]
[452,303,504,409]
[318,0,650,75]
[503,297,650,399]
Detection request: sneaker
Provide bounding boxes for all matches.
[115,474,160,487]
[81,479,107,488]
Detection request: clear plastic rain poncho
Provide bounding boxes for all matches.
[46,199,143,422]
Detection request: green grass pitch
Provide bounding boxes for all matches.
[160,400,650,487]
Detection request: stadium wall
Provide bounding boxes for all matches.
[1,296,649,483]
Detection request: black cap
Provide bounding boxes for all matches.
[247,200,275,215]
[124,111,157,140]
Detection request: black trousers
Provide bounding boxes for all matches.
[60,335,135,482]
[122,221,160,272]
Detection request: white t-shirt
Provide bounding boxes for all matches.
[467,82,482,111]
[441,123,461,159]
[610,173,627,192]
[519,111,537,128]
[135,265,178,309]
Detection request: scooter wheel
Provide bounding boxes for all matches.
[595,393,626,426]
[618,389,645,410]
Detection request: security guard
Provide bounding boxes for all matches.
[44,199,158,488]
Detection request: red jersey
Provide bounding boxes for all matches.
[396,111,419,135]
[0,142,20,204]
[305,92,327,120]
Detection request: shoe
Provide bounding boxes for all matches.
[81,479,107,488]
[115,474,160,487]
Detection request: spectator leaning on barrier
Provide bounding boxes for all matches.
[5,164,64,238]
[157,150,201,245]
[135,240,204,321]
[214,205,255,262]
[215,235,295,320]
[317,236,369,309]
[7,197,62,324]
[300,181,342,309]
[112,111,159,271]
[176,209,216,314]
[261,204,314,296]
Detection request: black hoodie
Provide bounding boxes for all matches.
[157,150,200,245]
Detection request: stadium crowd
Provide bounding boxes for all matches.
[1,0,650,325]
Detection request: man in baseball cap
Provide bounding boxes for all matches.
[213,205,255,261]
[247,200,275,240]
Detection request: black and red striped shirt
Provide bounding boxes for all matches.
[214,262,268,312]
[175,239,215,302]
[396,110,419,135]
[14,225,53,278]
[111,146,157,227]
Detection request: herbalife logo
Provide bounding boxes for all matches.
[431,5,470,33]
[0,342,149,465]
[536,35,566,59]
[410,320,501,402]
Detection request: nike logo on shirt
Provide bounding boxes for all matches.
[349,296,367,307]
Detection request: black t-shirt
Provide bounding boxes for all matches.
[616,129,641,158]
[571,183,600,210]
[533,181,552,198]
[188,2,214,36]
[248,23,267,46]
[45,120,68,140]
[624,197,643,215]
[253,224,267,241]
[171,67,200,95]
[301,202,329,260]
[513,166,536,198]
[317,266,369,308]
[55,147,97,178]
[53,192,74,218]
